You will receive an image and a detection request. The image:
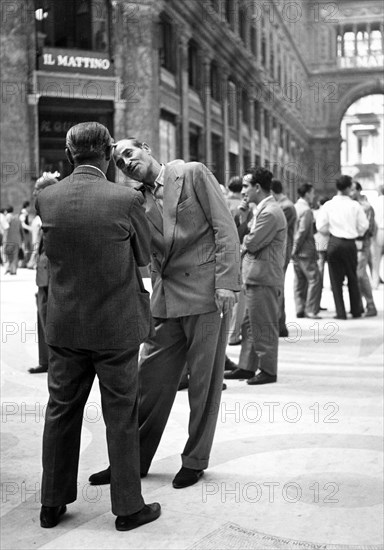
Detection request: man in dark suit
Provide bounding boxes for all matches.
[90,137,241,489]
[271,179,297,337]
[36,123,160,531]
[225,167,287,385]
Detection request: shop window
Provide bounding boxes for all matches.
[189,124,202,162]
[250,25,257,56]
[210,61,221,102]
[254,100,260,131]
[239,5,247,44]
[34,0,110,52]
[228,80,237,128]
[159,13,176,73]
[159,112,177,163]
[241,88,249,125]
[188,40,200,90]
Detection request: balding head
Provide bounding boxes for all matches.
[65,122,113,169]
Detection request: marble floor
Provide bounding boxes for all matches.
[1,264,383,550]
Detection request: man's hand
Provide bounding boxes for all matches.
[215,289,238,316]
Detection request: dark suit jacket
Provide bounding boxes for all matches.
[36,165,151,349]
[140,161,241,318]
[277,194,297,268]
[241,196,287,287]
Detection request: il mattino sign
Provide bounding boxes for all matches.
[38,48,114,76]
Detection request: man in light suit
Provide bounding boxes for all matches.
[292,183,322,319]
[36,123,160,531]
[90,137,241,489]
[225,167,287,385]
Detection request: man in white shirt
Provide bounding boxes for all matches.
[371,184,384,289]
[316,175,368,319]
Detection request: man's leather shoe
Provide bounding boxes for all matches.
[364,308,377,317]
[172,467,204,489]
[89,466,111,485]
[279,327,289,337]
[224,356,237,371]
[228,340,241,346]
[89,466,147,484]
[29,365,48,374]
[247,371,277,385]
[40,505,67,528]
[296,312,305,318]
[319,306,327,311]
[115,503,161,531]
[224,367,253,380]
[333,315,347,320]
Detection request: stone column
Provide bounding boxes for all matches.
[367,22,371,56]
[179,34,190,161]
[260,107,265,166]
[249,97,255,165]
[202,52,212,167]
[221,66,230,181]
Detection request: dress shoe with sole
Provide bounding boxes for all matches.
[89,466,147,485]
[40,505,67,528]
[28,365,48,374]
[296,312,305,318]
[172,467,204,489]
[364,308,377,317]
[228,340,241,346]
[224,367,253,380]
[333,315,347,320]
[305,313,321,319]
[279,327,289,338]
[247,371,277,385]
[115,503,161,531]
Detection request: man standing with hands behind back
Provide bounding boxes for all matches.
[36,122,160,532]
[90,137,241,490]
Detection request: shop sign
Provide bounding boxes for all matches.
[39,48,114,76]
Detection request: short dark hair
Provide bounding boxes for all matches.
[297,183,313,198]
[353,180,362,192]
[228,176,242,193]
[66,122,113,163]
[22,201,30,209]
[336,175,352,191]
[244,167,273,192]
[6,206,14,213]
[271,179,283,194]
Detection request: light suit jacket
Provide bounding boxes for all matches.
[36,165,152,349]
[140,161,241,318]
[241,196,287,287]
[292,198,317,260]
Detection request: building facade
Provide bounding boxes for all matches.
[1,0,383,208]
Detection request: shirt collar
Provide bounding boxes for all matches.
[154,164,165,187]
[80,165,106,178]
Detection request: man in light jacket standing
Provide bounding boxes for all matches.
[225,167,287,385]
[292,183,322,319]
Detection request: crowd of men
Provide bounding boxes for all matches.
[1,122,382,532]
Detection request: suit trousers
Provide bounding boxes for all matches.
[238,285,281,377]
[327,235,361,318]
[278,262,290,331]
[138,310,229,473]
[228,286,246,343]
[42,345,144,516]
[36,287,49,368]
[293,257,321,315]
[357,241,375,310]
[4,243,19,274]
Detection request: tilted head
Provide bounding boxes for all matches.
[65,122,113,171]
[350,180,362,200]
[113,138,160,186]
[336,175,353,194]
